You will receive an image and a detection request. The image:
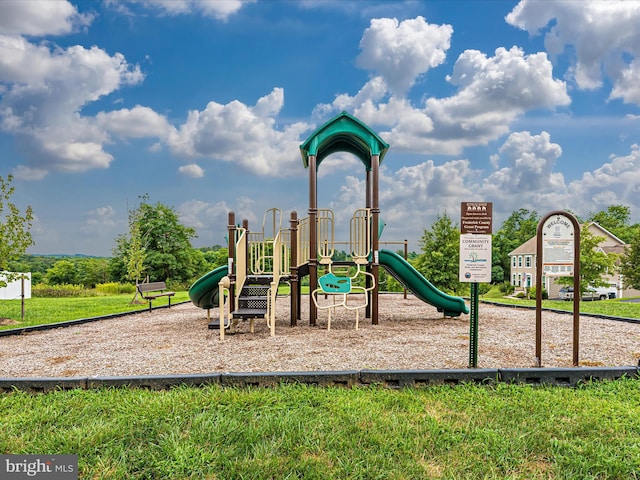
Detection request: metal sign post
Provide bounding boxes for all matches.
[535,211,580,367]
[459,202,492,368]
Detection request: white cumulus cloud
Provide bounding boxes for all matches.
[130,0,253,21]
[178,164,205,178]
[0,0,93,36]
[167,88,313,176]
[356,16,452,96]
[506,0,640,104]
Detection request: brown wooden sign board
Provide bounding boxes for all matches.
[460,202,493,234]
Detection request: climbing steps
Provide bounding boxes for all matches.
[208,275,272,329]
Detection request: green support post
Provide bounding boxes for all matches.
[469,282,479,368]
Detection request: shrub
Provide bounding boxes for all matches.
[528,287,548,300]
[96,282,135,295]
[515,291,527,299]
[32,284,96,298]
[499,282,515,295]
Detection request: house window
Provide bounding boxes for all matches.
[512,273,517,286]
[525,255,532,268]
[512,256,516,267]
[518,256,523,268]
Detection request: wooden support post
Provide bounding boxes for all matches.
[371,154,380,325]
[289,211,299,327]
[227,212,236,314]
[309,154,318,326]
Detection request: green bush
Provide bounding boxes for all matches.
[498,282,515,295]
[527,286,549,300]
[96,282,135,295]
[32,284,96,298]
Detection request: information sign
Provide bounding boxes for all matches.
[460,202,493,234]
[541,214,575,277]
[459,234,492,283]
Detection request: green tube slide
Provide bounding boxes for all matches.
[188,265,228,310]
[379,249,469,317]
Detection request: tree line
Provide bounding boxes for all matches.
[2,175,639,293]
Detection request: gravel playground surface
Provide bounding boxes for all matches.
[1,294,639,378]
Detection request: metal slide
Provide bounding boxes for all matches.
[188,265,228,310]
[378,249,469,317]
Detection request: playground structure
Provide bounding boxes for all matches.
[188,112,469,338]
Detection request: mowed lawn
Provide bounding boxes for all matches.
[0,292,190,330]
[1,381,639,479]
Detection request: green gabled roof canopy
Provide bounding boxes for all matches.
[300,111,389,171]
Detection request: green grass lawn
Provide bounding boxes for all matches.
[0,292,190,330]
[483,295,640,319]
[1,381,638,479]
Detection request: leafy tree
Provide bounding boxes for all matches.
[112,199,202,284]
[492,209,539,282]
[587,205,636,242]
[556,227,618,294]
[0,175,34,287]
[413,212,462,293]
[45,260,78,285]
[126,205,147,284]
[491,265,504,284]
[76,258,110,288]
[202,246,229,270]
[620,234,640,289]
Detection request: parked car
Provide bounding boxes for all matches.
[558,285,616,301]
[558,286,573,301]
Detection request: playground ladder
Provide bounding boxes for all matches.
[229,209,291,336]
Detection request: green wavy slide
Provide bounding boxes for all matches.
[188,265,228,310]
[379,249,469,317]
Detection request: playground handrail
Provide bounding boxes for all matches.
[296,208,334,266]
[350,208,371,263]
[235,227,247,307]
[267,227,289,336]
[317,209,334,263]
[218,275,231,340]
[297,216,309,267]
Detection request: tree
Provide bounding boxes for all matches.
[45,260,78,285]
[126,204,147,284]
[556,227,618,294]
[202,246,229,270]
[492,209,539,283]
[0,175,34,287]
[620,234,640,289]
[112,199,201,284]
[76,258,110,288]
[587,205,636,242]
[413,212,462,293]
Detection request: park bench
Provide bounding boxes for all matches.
[136,281,175,311]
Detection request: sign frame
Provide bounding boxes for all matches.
[535,210,581,367]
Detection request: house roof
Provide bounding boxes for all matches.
[508,236,537,256]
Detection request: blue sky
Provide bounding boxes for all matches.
[1,0,639,256]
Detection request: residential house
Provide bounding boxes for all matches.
[508,222,640,299]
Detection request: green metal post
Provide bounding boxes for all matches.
[469,282,479,368]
